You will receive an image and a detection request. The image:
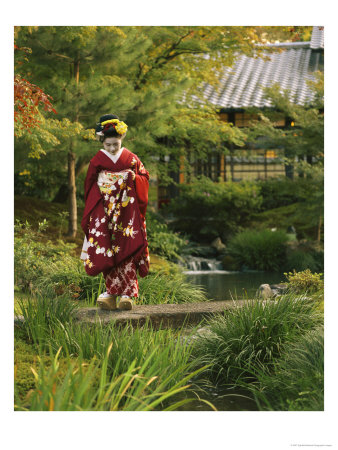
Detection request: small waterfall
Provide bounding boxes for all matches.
[183,256,227,273]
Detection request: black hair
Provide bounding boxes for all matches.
[96,114,125,142]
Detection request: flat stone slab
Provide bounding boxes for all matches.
[74,300,248,329]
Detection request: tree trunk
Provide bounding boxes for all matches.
[53,158,89,203]
[66,59,81,237]
[67,143,77,238]
[317,215,322,243]
[74,60,80,84]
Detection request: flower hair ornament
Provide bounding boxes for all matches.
[95,115,128,137]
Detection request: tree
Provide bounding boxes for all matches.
[245,71,324,174]
[14,44,58,154]
[244,71,324,241]
[15,26,309,236]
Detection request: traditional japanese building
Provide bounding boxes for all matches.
[158,26,324,207]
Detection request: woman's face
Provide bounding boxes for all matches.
[103,136,122,155]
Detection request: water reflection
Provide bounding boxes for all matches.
[185,271,286,301]
[179,389,258,411]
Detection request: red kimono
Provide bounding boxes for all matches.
[81,148,149,296]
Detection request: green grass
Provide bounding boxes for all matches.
[247,326,324,411]
[14,342,207,411]
[15,217,206,306]
[190,294,323,386]
[138,270,208,305]
[14,294,213,410]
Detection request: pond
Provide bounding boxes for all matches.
[184,270,286,301]
[178,386,258,411]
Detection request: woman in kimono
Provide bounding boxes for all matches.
[81,114,150,311]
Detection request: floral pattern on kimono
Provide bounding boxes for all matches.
[81,148,150,278]
[104,256,139,297]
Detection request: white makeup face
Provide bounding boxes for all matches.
[103,137,123,155]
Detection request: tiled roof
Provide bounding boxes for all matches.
[201,27,324,109]
[310,26,324,49]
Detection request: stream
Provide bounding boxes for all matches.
[183,256,285,301]
[179,257,284,410]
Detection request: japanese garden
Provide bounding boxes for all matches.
[14,25,324,412]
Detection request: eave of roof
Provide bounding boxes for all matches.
[200,28,324,109]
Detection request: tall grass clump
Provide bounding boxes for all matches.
[248,326,324,411]
[48,320,198,389]
[14,344,207,411]
[227,229,289,271]
[15,294,204,398]
[191,295,323,386]
[17,294,78,346]
[138,270,208,304]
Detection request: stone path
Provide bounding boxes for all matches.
[74,300,248,329]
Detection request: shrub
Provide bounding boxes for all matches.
[147,210,188,261]
[257,177,310,211]
[250,203,323,242]
[227,229,289,271]
[191,295,323,386]
[284,269,324,294]
[167,176,262,242]
[14,220,80,296]
[285,250,319,272]
[15,220,205,306]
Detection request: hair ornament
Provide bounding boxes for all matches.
[100,119,128,135]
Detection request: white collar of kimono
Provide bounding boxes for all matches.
[100,147,124,164]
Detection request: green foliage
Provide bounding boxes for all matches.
[14,220,82,297]
[168,177,262,242]
[257,177,312,211]
[14,219,206,306]
[284,269,324,295]
[285,250,323,273]
[139,270,208,305]
[191,295,323,386]
[147,210,188,261]
[14,26,307,196]
[244,73,324,243]
[15,293,210,410]
[17,294,78,346]
[249,327,324,411]
[250,202,322,241]
[227,229,289,271]
[246,71,324,163]
[14,342,206,411]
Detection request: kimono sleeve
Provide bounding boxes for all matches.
[81,159,102,236]
[84,161,98,203]
[133,156,149,219]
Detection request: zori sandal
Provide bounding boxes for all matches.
[119,296,133,310]
[97,292,117,310]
